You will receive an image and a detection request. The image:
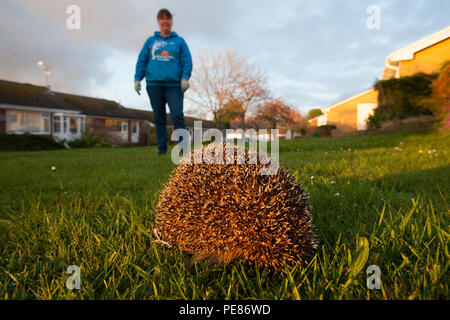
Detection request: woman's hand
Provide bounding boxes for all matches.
[134,80,141,95]
[181,78,190,92]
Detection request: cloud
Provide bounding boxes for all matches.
[0,0,448,116]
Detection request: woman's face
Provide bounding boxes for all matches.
[158,15,173,34]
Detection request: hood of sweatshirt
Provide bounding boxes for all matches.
[154,31,179,39]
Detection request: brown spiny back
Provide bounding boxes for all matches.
[155,143,317,271]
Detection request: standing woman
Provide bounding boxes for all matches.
[134,8,192,155]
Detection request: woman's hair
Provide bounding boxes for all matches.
[157,8,172,20]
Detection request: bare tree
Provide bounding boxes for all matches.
[233,63,270,126]
[285,107,305,133]
[255,99,306,134]
[188,50,269,126]
[230,114,266,129]
[255,99,292,129]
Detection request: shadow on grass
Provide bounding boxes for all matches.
[279,129,433,153]
[309,165,449,246]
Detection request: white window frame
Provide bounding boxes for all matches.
[121,121,128,133]
[41,113,50,133]
[6,110,51,134]
[69,117,79,135]
[53,115,61,133]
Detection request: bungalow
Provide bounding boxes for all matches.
[0,79,219,146]
[308,26,450,133]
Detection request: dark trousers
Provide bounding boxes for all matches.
[146,85,186,152]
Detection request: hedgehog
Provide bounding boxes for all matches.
[154,143,317,271]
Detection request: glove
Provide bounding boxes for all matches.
[181,78,190,93]
[134,80,141,95]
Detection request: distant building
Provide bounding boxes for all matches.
[308,26,450,133]
[0,80,219,145]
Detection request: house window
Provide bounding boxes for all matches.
[86,117,94,130]
[20,113,26,126]
[105,119,122,131]
[9,114,17,123]
[41,113,50,133]
[104,119,128,133]
[7,110,50,134]
[53,115,80,135]
[63,116,68,133]
[70,117,78,134]
[121,121,128,133]
[53,115,61,133]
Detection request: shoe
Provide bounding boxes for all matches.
[158,150,167,155]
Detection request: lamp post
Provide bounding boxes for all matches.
[37,61,51,90]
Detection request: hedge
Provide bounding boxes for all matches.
[0,133,65,151]
[369,73,437,127]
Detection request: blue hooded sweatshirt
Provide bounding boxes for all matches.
[134,31,192,87]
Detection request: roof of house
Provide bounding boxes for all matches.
[322,88,375,113]
[0,79,218,128]
[383,26,450,79]
[386,26,450,62]
[0,79,153,120]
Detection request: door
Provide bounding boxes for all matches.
[317,114,327,126]
[131,121,140,143]
[357,103,376,131]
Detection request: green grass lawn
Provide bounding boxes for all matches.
[0,130,448,299]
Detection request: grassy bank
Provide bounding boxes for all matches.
[0,130,448,299]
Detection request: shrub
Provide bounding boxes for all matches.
[149,127,157,145]
[367,112,388,128]
[306,108,324,120]
[312,124,336,137]
[0,133,65,151]
[369,73,437,128]
[67,132,112,148]
[421,61,450,131]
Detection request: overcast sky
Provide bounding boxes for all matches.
[1,0,448,118]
